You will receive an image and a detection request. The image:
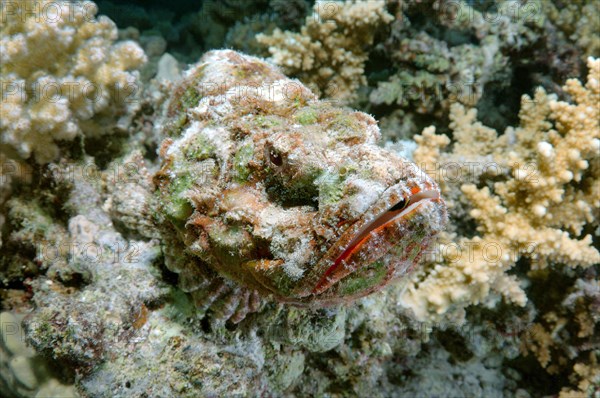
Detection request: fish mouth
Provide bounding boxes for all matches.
[320,189,441,283]
[341,189,441,254]
[301,181,446,303]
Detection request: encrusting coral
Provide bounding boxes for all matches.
[1,311,78,397]
[256,0,393,101]
[0,0,146,163]
[402,56,600,322]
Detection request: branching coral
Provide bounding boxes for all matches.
[399,58,599,396]
[370,0,543,116]
[515,273,599,396]
[0,0,146,163]
[402,57,600,322]
[257,0,393,101]
[544,0,600,61]
[559,352,600,398]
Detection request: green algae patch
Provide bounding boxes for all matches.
[255,115,283,128]
[181,87,202,110]
[167,84,204,137]
[315,170,345,206]
[327,113,364,141]
[294,108,318,125]
[266,307,346,353]
[232,144,254,182]
[165,174,194,223]
[336,259,388,297]
[184,134,216,161]
[167,113,188,137]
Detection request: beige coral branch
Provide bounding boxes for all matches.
[256,0,393,102]
[401,57,600,323]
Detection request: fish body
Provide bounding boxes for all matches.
[154,50,446,322]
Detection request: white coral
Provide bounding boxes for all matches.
[0,0,147,163]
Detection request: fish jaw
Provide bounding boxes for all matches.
[300,191,446,304]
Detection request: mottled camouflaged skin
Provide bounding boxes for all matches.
[153,50,446,323]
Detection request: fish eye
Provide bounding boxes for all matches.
[269,149,283,166]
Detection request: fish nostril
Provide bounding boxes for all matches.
[389,198,409,212]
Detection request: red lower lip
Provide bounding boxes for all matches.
[312,191,440,295]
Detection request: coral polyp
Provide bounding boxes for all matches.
[154,50,447,322]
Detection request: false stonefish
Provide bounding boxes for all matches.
[153,50,446,323]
